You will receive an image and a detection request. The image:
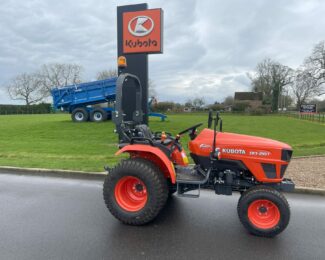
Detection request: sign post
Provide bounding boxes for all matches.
[117,4,163,124]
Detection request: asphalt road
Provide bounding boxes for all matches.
[1,173,324,260]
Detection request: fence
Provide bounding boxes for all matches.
[0,103,52,115]
[283,112,325,124]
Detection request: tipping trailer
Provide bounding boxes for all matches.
[51,77,117,122]
[51,77,167,122]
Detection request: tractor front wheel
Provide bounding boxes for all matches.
[103,158,168,225]
[237,186,290,237]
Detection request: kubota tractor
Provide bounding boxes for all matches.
[103,73,295,237]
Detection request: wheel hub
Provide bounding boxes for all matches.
[76,112,84,120]
[135,183,144,192]
[94,112,102,120]
[259,206,267,214]
[248,199,280,229]
[114,176,148,212]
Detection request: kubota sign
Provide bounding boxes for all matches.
[123,9,163,54]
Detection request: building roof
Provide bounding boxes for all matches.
[234,92,263,101]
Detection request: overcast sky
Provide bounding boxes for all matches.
[0,0,324,104]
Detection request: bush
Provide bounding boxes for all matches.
[232,102,250,112]
[208,104,225,111]
[0,103,52,115]
[153,102,184,113]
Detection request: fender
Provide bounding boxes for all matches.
[115,144,176,184]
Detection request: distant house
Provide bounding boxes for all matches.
[224,105,233,112]
[234,92,263,111]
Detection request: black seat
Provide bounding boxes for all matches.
[135,124,153,139]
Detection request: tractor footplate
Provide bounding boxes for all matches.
[175,166,205,184]
[177,183,200,198]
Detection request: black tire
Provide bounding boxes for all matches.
[103,158,168,225]
[107,111,112,120]
[90,108,107,122]
[71,108,89,122]
[237,186,290,237]
[167,179,177,197]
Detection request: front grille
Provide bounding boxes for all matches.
[281,149,293,162]
[262,163,277,179]
[280,164,288,178]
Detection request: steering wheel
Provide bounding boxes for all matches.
[178,123,203,135]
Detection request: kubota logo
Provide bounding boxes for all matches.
[128,16,154,37]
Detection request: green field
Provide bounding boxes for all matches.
[0,113,324,172]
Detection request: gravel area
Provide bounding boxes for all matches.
[286,156,325,189]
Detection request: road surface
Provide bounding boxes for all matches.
[0,173,324,260]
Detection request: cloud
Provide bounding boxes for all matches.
[0,0,324,104]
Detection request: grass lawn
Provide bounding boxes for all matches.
[0,113,324,172]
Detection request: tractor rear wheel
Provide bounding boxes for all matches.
[103,158,168,225]
[71,108,89,122]
[167,180,177,197]
[237,186,290,237]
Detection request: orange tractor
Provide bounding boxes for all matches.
[103,73,294,237]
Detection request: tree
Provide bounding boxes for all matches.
[303,41,325,96]
[7,73,44,105]
[223,96,234,106]
[208,103,224,111]
[96,69,118,80]
[291,70,319,109]
[185,99,193,107]
[38,63,83,97]
[249,58,293,111]
[192,97,205,109]
[278,94,293,108]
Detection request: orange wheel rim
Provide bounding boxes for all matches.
[248,199,280,229]
[114,176,147,212]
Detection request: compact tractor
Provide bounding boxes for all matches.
[103,73,295,237]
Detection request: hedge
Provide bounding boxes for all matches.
[0,103,52,115]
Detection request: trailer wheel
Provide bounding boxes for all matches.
[90,108,107,122]
[103,158,168,225]
[237,186,290,237]
[71,108,89,122]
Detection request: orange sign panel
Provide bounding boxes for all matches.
[123,9,163,54]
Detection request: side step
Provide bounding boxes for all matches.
[176,166,206,184]
[175,166,209,198]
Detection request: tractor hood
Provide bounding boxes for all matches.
[189,128,292,159]
[216,131,291,150]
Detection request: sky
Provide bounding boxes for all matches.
[0,0,325,104]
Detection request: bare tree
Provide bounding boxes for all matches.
[192,97,205,109]
[96,69,118,80]
[291,70,319,109]
[249,58,293,111]
[7,73,44,105]
[303,41,325,96]
[39,63,83,97]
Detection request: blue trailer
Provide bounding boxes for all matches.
[51,78,117,122]
[51,77,166,122]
